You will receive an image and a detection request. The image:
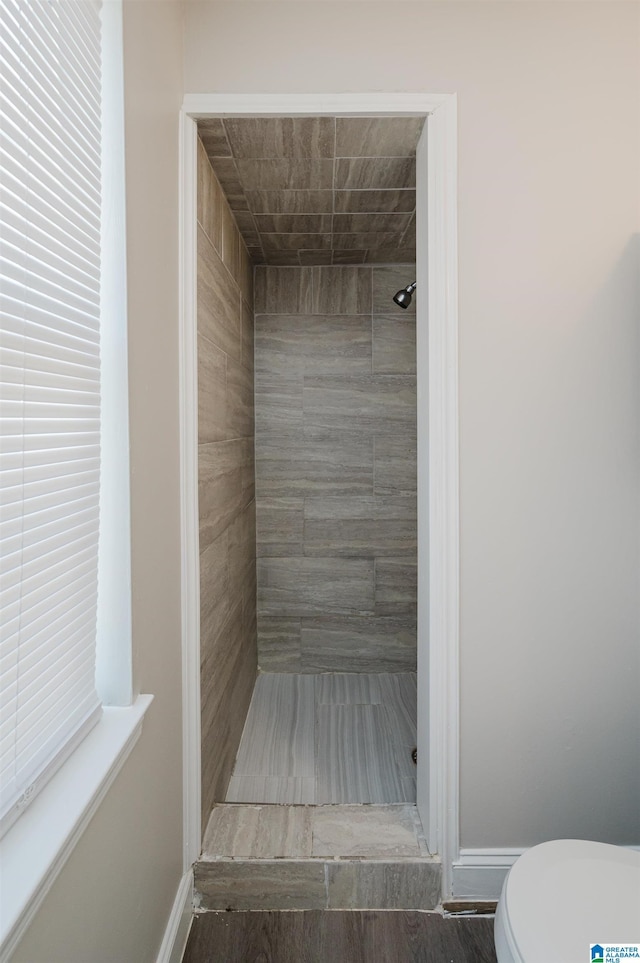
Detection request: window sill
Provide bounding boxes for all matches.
[0,694,153,962]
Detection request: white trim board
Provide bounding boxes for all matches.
[182,92,452,117]
[0,696,153,962]
[155,870,193,963]
[179,108,202,873]
[453,845,640,900]
[178,93,460,893]
[453,849,525,900]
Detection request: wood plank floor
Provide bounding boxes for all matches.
[226,672,417,805]
[182,911,498,963]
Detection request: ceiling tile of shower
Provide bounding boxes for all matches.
[197,116,424,266]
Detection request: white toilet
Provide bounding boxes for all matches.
[494,839,640,963]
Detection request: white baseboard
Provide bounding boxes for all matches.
[452,843,640,900]
[156,870,193,963]
[452,849,524,900]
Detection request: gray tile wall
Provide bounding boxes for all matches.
[255,264,417,672]
[198,138,257,829]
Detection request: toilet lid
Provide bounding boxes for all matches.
[501,840,640,963]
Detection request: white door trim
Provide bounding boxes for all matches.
[178,93,460,895]
[423,95,460,898]
[178,110,201,870]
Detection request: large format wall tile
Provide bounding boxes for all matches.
[373,431,417,495]
[241,298,254,371]
[198,439,253,554]
[372,265,416,315]
[256,427,374,497]
[256,497,304,557]
[198,141,257,827]
[254,266,313,314]
[258,557,375,617]
[221,202,241,283]
[208,157,247,211]
[254,379,303,433]
[262,233,332,253]
[227,355,254,437]
[300,616,416,673]
[198,333,227,444]
[257,617,302,671]
[335,157,416,191]
[199,530,230,658]
[236,158,334,191]
[310,266,372,315]
[374,558,418,616]
[224,117,335,159]
[228,501,256,588]
[372,315,416,375]
[303,495,417,557]
[303,375,416,432]
[200,117,423,267]
[197,138,224,253]
[255,264,416,671]
[255,313,372,377]
[255,213,333,234]
[248,189,334,215]
[200,599,256,820]
[198,119,231,159]
[334,189,416,214]
[333,213,412,235]
[197,226,242,362]
[335,117,425,159]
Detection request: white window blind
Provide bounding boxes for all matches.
[0,0,104,836]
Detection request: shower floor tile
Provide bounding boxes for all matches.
[226,775,316,805]
[225,672,417,805]
[232,673,316,778]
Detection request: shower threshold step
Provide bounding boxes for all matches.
[195,803,441,912]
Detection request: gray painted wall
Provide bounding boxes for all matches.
[255,264,418,673]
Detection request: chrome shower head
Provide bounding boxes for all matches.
[392,281,416,309]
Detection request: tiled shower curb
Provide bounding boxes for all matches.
[195,803,441,912]
[195,855,442,912]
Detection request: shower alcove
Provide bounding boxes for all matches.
[184,104,454,908]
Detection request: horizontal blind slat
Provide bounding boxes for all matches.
[0,236,101,307]
[0,214,100,295]
[1,79,101,194]
[0,99,101,210]
[3,2,102,138]
[0,144,101,241]
[1,549,98,627]
[1,444,100,469]
[0,194,101,279]
[1,580,98,658]
[0,339,101,379]
[0,0,103,840]
[1,477,98,514]
[1,307,100,352]
[0,267,100,329]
